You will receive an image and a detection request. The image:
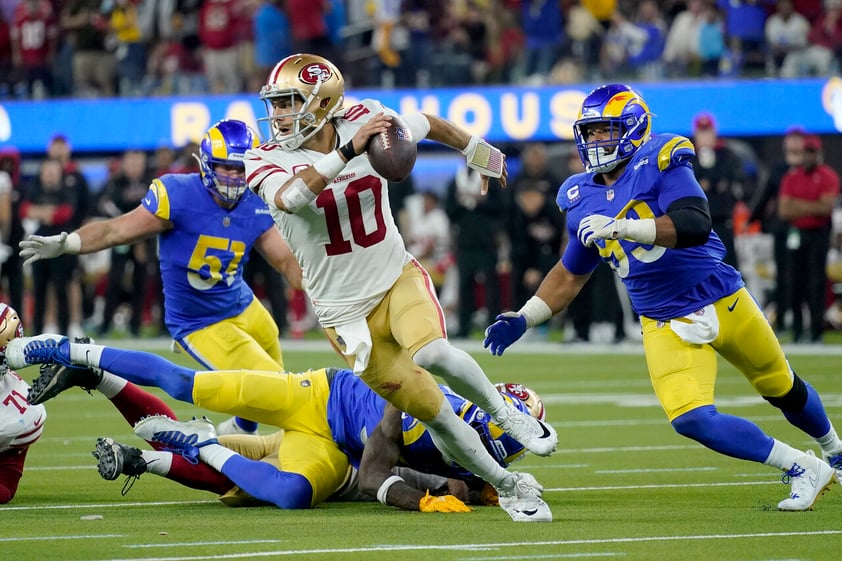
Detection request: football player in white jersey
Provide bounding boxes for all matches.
[244,53,558,522]
[0,304,45,503]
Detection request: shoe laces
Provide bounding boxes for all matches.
[151,430,202,464]
[826,454,842,470]
[781,462,806,485]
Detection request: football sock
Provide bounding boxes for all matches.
[87,346,197,403]
[413,338,507,417]
[764,439,817,471]
[198,443,238,471]
[781,381,833,438]
[423,397,510,488]
[110,382,176,426]
[815,426,842,456]
[140,450,172,476]
[162,454,234,494]
[671,405,774,463]
[96,371,127,399]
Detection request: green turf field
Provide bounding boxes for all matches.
[2,342,841,561]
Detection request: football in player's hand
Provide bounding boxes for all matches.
[366,115,417,182]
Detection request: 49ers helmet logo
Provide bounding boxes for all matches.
[299,63,332,85]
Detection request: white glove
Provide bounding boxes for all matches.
[461,135,504,179]
[577,214,656,247]
[19,231,82,266]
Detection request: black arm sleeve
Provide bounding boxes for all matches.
[666,196,712,248]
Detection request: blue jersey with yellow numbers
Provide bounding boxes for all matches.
[326,369,479,479]
[557,133,744,320]
[142,173,275,338]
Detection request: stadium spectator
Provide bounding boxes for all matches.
[778,134,840,343]
[748,126,806,332]
[93,149,154,337]
[19,158,84,334]
[198,0,243,94]
[46,134,91,337]
[60,0,115,97]
[698,1,727,76]
[717,0,772,74]
[251,0,290,91]
[446,166,507,339]
[0,149,23,314]
[9,0,57,99]
[690,112,744,269]
[519,0,565,83]
[801,0,842,76]
[765,0,811,77]
[106,0,147,97]
[405,188,453,295]
[565,0,603,77]
[663,0,704,77]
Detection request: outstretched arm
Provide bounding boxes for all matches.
[358,405,471,512]
[19,206,169,266]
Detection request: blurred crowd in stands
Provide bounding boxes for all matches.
[2,0,842,100]
[1,0,841,345]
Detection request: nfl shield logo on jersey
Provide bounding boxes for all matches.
[606,189,615,201]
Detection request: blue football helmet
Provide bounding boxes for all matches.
[197,120,260,204]
[573,84,652,173]
[458,391,538,468]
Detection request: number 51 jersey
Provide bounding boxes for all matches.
[246,99,412,327]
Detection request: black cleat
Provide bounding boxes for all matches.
[92,437,148,495]
[27,363,103,405]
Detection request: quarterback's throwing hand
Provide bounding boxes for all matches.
[19,232,78,267]
[577,214,624,247]
[483,312,527,356]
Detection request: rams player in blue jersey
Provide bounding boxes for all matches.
[484,84,842,511]
[17,120,302,435]
[15,340,544,514]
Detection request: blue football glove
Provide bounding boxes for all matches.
[483,312,527,356]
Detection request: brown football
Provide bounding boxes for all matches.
[366,115,417,182]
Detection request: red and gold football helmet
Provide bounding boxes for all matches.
[0,303,23,354]
[495,382,546,422]
[259,53,345,150]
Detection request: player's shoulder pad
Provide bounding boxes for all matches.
[645,133,695,172]
[556,171,590,212]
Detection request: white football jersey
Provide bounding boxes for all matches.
[0,371,46,453]
[247,99,414,326]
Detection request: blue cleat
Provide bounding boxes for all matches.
[134,415,219,465]
[4,335,71,370]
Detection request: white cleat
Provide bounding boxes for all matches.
[134,415,218,464]
[495,400,558,457]
[777,451,836,511]
[497,472,552,522]
[4,334,71,370]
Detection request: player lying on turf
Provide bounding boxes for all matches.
[31,362,475,511]
[0,305,44,504]
[13,337,547,516]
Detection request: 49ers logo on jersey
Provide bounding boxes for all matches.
[299,63,332,85]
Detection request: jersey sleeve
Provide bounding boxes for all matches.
[245,147,294,208]
[655,135,695,172]
[143,178,173,221]
[656,165,707,211]
[561,229,602,276]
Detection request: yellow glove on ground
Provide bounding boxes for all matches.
[418,491,473,513]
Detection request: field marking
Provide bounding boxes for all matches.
[125,541,283,549]
[548,480,775,492]
[0,500,217,512]
[596,467,716,474]
[0,534,125,542]
[83,530,842,561]
[463,554,624,560]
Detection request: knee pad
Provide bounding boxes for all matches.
[763,374,807,411]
